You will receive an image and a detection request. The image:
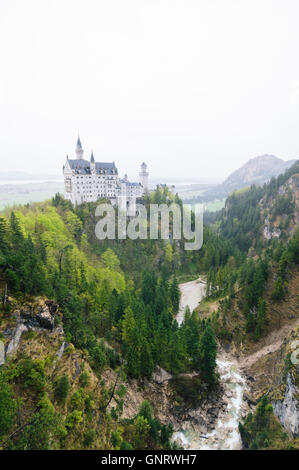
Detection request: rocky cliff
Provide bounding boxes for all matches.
[261,173,299,241]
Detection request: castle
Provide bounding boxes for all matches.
[63,137,149,210]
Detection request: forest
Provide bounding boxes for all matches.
[0,161,298,449]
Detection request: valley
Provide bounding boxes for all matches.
[0,161,298,450]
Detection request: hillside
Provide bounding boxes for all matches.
[222,155,295,192]
[201,155,296,202]
[0,170,298,450]
[0,188,223,450]
[200,163,299,449]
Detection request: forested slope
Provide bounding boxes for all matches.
[0,160,298,450]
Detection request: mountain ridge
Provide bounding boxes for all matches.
[201,154,296,202]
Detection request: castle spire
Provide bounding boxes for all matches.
[90,150,95,163]
[75,135,84,160]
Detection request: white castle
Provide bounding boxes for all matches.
[63,136,149,211]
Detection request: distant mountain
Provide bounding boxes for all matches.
[202,155,296,201]
[0,171,62,181]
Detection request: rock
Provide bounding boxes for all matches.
[36,304,55,329]
[207,407,219,417]
[2,327,13,338]
[0,340,5,365]
[6,323,28,356]
[152,366,172,383]
[45,300,58,315]
[74,352,81,378]
[56,341,68,360]
[272,373,299,437]
[20,299,58,330]
[243,393,257,406]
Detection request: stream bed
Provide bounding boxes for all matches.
[174,278,247,450]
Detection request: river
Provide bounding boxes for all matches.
[173,277,247,450]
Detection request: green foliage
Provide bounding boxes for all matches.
[65,410,83,429]
[83,428,96,448]
[239,396,290,450]
[271,276,287,301]
[54,374,70,404]
[130,415,150,450]
[79,371,90,388]
[123,400,175,450]
[272,190,294,219]
[1,163,298,451]
[9,357,46,397]
[197,324,217,384]
[170,276,180,313]
[9,395,63,450]
[0,371,17,439]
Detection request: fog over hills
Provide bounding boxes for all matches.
[200,155,297,202]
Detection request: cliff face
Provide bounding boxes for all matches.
[240,324,299,439]
[272,372,299,437]
[268,328,299,437]
[261,173,299,241]
[0,297,112,449]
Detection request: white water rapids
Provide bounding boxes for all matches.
[173,278,247,450]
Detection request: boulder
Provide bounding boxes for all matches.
[152,366,172,383]
[36,304,55,329]
[20,299,58,330]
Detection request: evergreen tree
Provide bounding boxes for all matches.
[198,324,217,384]
[271,276,285,301]
[0,217,9,253]
[170,276,180,313]
[10,212,24,249]
[140,341,154,380]
[0,372,16,439]
[55,374,70,404]
[255,298,267,340]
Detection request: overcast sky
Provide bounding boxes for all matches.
[1,0,299,181]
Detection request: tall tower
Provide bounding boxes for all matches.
[90,150,96,174]
[75,136,84,160]
[139,162,149,192]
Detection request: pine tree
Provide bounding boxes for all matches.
[55,374,70,404]
[255,298,267,340]
[271,276,285,301]
[0,371,16,439]
[170,276,180,313]
[10,212,24,249]
[0,217,9,253]
[141,270,157,305]
[140,341,154,380]
[198,324,217,384]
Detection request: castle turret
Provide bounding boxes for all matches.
[75,135,84,160]
[139,162,149,192]
[90,150,96,174]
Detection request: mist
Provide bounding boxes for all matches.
[1,0,299,180]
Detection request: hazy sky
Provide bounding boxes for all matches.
[1,0,299,181]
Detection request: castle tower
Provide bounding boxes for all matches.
[75,135,84,160]
[139,162,149,192]
[90,150,96,174]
